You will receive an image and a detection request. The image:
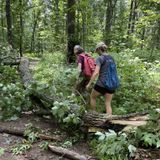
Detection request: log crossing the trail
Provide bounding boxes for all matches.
[0,126,62,141]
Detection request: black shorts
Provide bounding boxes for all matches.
[94,84,115,95]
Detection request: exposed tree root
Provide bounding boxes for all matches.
[0,126,61,142]
[49,145,96,160]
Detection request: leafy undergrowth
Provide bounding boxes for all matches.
[90,111,160,160]
[33,50,160,115]
[0,66,31,120]
[0,49,160,159]
[32,50,160,159]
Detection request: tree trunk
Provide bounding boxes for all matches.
[82,11,86,49]
[49,145,94,160]
[83,111,148,129]
[19,0,23,57]
[67,0,78,63]
[30,10,40,53]
[154,20,160,49]
[1,0,5,41]
[127,0,138,35]
[19,57,54,110]
[104,0,117,45]
[54,0,59,35]
[5,0,13,48]
[131,0,138,33]
[140,27,145,49]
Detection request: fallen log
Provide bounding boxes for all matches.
[48,145,95,160]
[0,55,20,66]
[2,60,20,65]
[83,111,148,128]
[19,57,34,87]
[0,126,61,142]
[19,57,54,110]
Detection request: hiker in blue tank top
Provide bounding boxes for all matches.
[86,42,119,115]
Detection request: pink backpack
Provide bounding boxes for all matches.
[80,53,96,77]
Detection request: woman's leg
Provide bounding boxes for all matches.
[104,93,113,115]
[90,89,101,111]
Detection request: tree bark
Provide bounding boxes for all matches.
[19,0,23,57]
[131,0,138,33]
[30,10,40,53]
[1,0,5,41]
[54,0,59,35]
[19,57,54,110]
[127,0,138,35]
[83,111,148,129]
[0,126,61,141]
[49,145,94,160]
[5,0,13,48]
[67,0,78,63]
[104,0,117,45]
[82,11,86,49]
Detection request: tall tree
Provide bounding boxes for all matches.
[19,0,23,56]
[104,0,117,45]
[127,0,138,35]
[5,0,13,48]
[30,9,40,53]
[54,0,59,34]
[1,0,5,42]
[67,0,78,63]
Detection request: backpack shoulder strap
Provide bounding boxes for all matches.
[103,54,115,63]
[79,53,86,56]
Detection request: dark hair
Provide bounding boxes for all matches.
[95,42,108,53]
[98,46,107,52]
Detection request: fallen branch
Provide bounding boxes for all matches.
[48,145,95,160]
[0,126,61,142]
[83,111,148,128]
[19,57,54,110]
[2,60,20,65]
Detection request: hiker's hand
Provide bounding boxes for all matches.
[86,84,91,91]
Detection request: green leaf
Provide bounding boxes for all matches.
[0,147,5,156]
[95,131,105,141]
[128,144,137,157]
[156,140,160,148]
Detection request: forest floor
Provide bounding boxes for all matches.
[0,58,159,160]
[0,58,92,160]
[0,114,91,160]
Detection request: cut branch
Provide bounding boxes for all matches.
[49,145,95,160]
[83,111,148,128]
[0,126,61,141]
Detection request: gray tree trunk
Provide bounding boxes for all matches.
[5,0,13,47]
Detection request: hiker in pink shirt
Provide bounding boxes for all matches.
[74,45,95,93]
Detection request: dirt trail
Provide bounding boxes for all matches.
[0,114,91,160]
[28,58,40,70]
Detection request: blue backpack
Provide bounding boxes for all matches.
[103,55,120,90]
